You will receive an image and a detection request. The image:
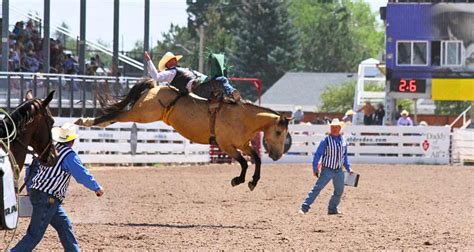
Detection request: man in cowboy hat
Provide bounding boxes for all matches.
[342,109,354,125]
[12,122,104,252]
[300,118,353,215]
[144,51,241,101]
[397,110,413,126]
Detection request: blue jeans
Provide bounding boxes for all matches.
[301,167,345,213]
[12,190,80,252]
[214,76,235,96]
[194,76,236,99]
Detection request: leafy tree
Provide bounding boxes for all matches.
[88,39,112,67]
[320,81,356,113]
[54,22,77,53]
[186,0,236,55]
[320,80,384,113]
[230,0,300,100]
[152,24,199,69]
[435,101,473,116]
[289,0,383,72]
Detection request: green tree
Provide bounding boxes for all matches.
[230,0,300,100]
[319,80,384,112]
[89,39,112,67]
[54,22,77,52]
[320,81,356,113]
[152,24,199,69]
[435,101,473,115]
[186,0,236,55]
[289,0,383,72]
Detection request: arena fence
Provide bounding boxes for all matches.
[54,118,209,164]
[261,124,451,165]
[452,128,474,165]
[24,120,456,166]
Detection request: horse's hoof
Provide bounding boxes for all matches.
[74,118,83,125]
[248,182,256,191]
[231,177,243,187]
[75,118,93,127]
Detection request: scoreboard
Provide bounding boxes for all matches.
[389,79,426,93]
[388,78,431,99]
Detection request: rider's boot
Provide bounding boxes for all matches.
[231,90,241,102]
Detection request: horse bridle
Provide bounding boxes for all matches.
[14,101,54,164]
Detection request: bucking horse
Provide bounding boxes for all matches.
[75,79,291,190]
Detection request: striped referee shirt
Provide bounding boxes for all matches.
[30,143,100,201]
[312,135,351,173]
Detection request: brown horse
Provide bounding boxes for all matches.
[0,90,57,173]
[75,79,290,190]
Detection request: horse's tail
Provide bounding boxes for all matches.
[100,78,156,115]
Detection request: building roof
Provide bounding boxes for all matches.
[261,72,356,111]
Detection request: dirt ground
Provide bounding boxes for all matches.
[2,164,473,250]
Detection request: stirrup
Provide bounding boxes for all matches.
[209,136,218,145]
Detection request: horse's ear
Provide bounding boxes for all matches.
[25,90,34,101]
[42,90,55,107]
[278,116,291,127]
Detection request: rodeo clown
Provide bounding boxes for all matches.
[12,122,104,252]
[300,118,354,215]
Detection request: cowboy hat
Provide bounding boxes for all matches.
[329,118,344,126]
[158,52,183,72]
[52,122,79,143]
[400,110,409,116]
[345,109,354,116]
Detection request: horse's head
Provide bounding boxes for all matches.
[263,116,291,161]
[21,90,57,166]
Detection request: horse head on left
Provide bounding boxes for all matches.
[4,90,57,170]
[263,115,291,161]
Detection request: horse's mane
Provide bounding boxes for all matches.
[0,99,41,138]
[242,102,281,116]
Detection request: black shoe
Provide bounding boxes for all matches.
[328,210,343,215]
[209,136,218,145]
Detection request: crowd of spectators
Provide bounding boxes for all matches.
[6,20,68,73]
[4,19,109,76]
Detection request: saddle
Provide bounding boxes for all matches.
[160,86,241,146]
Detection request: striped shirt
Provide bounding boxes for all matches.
[312,135,350,173]
[30,143,100,201]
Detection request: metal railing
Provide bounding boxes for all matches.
[0,72,142,117]
[449,105,472,129]
[11,5,145,71]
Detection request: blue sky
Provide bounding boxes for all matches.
[8,0,387,51]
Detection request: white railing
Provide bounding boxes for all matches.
[54,118,209,164]
[262,124,451,165]
[449,105,472,129]
[452,128,474,165]
[23,119,458,166]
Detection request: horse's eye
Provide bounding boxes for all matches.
[276,131,281,136]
